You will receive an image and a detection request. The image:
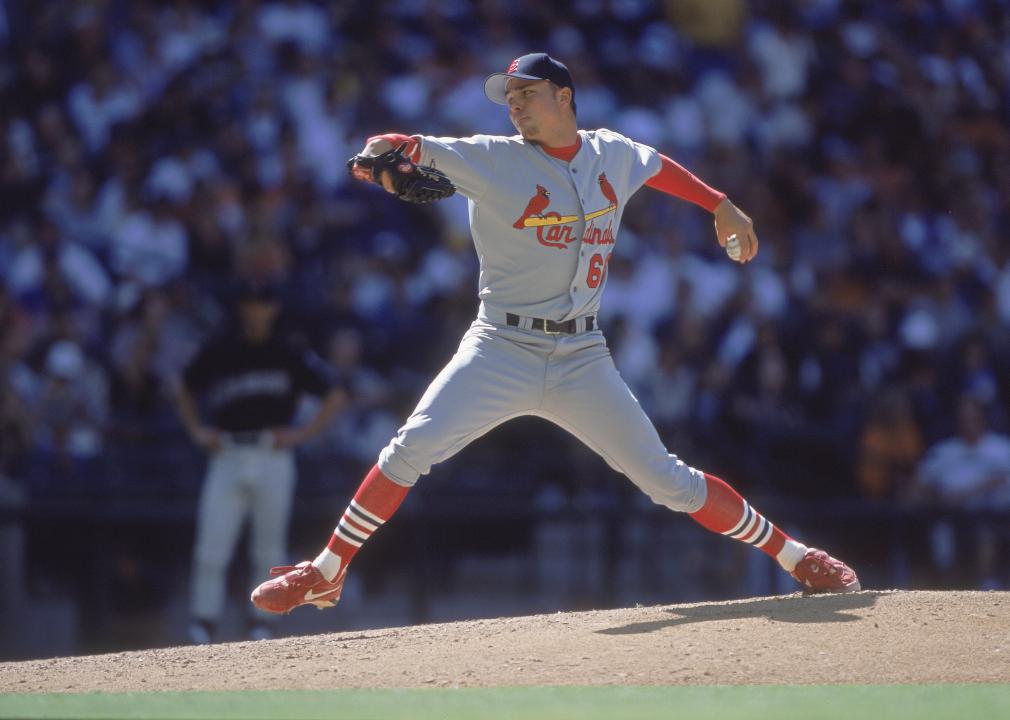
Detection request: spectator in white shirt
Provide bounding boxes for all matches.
[916,395,1010,509]
[913,394,1010,588]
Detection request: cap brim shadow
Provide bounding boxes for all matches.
[597,590,886,636]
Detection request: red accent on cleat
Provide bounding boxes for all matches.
[790,549,861,594]
[250,562,346,614]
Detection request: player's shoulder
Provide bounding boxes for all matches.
[583,128,659,164]
[426,133,518,148]
[471,133,528,153]
[582,127,636,146]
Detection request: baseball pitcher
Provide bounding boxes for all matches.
[252,53,859,614]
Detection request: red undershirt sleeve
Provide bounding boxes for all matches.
[645,153,726,213]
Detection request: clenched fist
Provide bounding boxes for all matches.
[714,198,758,263]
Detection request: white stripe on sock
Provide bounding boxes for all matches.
[338,518,369,542]
[742,515,767,544]
[724,503,752,537]
[350,499,384,525]
[344,507,379,533]
[335,525,364,547]
[754,521,776,548]
[730,509,759,540]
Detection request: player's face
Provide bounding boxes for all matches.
[505,78,567,141]
[239,299,279,341]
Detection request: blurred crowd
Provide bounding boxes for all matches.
[1,0,1009,528]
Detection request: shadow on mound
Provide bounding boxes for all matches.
[597,591,886,635]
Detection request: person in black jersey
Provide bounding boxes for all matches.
[176,281,344,643]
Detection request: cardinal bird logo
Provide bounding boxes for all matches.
[513,185,551,229]
[598,172,618,207]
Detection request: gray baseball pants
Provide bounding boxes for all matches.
[378,318,707,512]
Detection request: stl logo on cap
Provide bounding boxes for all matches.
[508,58,520,73]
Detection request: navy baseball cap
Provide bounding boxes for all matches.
[484,53,576,113]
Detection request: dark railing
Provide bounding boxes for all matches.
[1,460,1007,661]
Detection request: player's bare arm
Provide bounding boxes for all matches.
[641,153,757,264]
[175,384,221,452]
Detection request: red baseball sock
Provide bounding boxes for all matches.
[312,465,410,581]
[689,473,806,572]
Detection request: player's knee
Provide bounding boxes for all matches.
[378,442,423,487]
[632,455,705,513]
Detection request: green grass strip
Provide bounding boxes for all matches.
[1,684,1007,720]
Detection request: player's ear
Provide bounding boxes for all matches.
[556,86,572,109]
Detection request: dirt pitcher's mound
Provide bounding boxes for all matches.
[2,590,1007,692]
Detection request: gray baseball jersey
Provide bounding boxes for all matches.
[414,129,661,322]
[377,129,707,515]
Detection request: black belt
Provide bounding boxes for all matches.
[506,313,595,334]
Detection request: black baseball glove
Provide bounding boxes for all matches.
[347,142,455,204]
